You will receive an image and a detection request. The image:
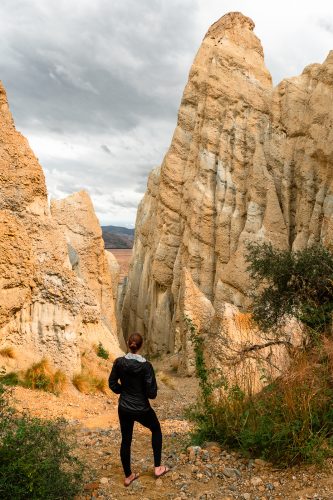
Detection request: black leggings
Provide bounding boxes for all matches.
[118,406,162,477]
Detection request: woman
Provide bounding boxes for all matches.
[109,333,169,486]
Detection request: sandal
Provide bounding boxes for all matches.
[124,472,139,487]
[155,465,170,478]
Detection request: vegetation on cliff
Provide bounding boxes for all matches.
[0,359,67,395]
[190,243,333,466]
[246,243,333,342]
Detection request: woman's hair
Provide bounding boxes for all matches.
[128,333,143,353]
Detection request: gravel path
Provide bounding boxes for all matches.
[11,358,333,499]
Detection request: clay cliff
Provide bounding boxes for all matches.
[51,191,119,335]
[122,12,333,382]
[0,83,121,376]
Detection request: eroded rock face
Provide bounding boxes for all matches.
[0,82,121,375]
[122,12,333,381]
[51,191,118,335]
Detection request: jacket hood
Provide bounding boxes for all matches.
[125,353,146,362]
[120,354,147,374]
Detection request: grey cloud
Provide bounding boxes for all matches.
[318,19,333,33]
[1,0,333,226]
[101,144,113,155]
[51,64,100,95]
[134,165,157,193]
[0,0,200,226]
[109,197,140,209]
[0,0,198,134]
[134,181,149,194]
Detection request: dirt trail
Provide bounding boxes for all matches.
[11,357,333,500]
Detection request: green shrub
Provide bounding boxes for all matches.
[0,372,20,386]
[0,384,84,499]
[185,317,213,405]
[96,342,109,360]
[246,242,333,341]
[0,360,67,395]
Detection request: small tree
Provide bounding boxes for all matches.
[246,242,333,344]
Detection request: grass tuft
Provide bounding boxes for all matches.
[0,359,67,395]
[0,371,20,386]
[157,371,175,389]
[72,370,107,394]
[23,359,67,394]
[96,342,109,360]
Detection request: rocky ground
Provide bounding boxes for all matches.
[11,356,333,500]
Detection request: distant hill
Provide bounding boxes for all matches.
[102,225,135,249]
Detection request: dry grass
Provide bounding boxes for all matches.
[323,336,333,372]
[72,370,107,394]
[234,312,254,333]
[280,341,333,417]
[0,347,16,359]
[72,345,112,394]
[157,370,175,389]
[23,359,67,394]
[194,339,333,464]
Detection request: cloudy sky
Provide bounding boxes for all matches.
[0,1,332,226]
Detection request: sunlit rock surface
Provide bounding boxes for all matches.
[0,83,121,375]
[122,12,332,382]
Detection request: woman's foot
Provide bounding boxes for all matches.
[124,472,139,487]
[154,465,170,478]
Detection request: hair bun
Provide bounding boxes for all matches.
[128,332,143,353]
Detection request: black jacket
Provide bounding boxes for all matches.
[109,355,158,412]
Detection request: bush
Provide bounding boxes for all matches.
[0,372,20,386]
[188,243,333,466]
[246,242,333,341]
[0,384,84,499]
[96,342,109,360]
[23,359,67,394]
[185,317,213,405]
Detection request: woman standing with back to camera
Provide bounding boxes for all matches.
[109,332,169,486]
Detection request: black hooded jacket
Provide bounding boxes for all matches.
[109,354,158,412]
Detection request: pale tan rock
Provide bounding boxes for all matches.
[122,12,333,379]
[0,81,121,375]
[50,191,118,334]
[0,211,34,327]
[177,268,215,375]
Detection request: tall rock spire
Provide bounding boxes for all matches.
[122,11,333,380]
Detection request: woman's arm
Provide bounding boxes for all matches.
[144,362,158,399]
[108,358,122,394]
